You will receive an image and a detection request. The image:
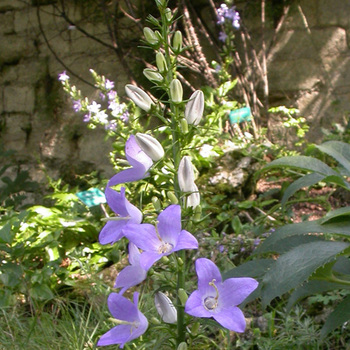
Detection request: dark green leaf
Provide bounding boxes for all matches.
[317,141,350,175]
[261,241,349,306]
[223,258,274,280]
[287,280,350,311]
[281,173,325,206]
[320,294,350,338]
[0,222,13,244]
[321,206,350,223]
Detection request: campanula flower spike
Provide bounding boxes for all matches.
[108,135,153,187]
[185,258,258,333]
[99,186,142,245]
[97,292,148,348]
[124,204,198,270]
[114,242,148,295]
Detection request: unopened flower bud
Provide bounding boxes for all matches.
[178,288,188,306]
[152,196,162,211]
[185,90,204,125]
[155,0,166,8]
[177,257,184,266]
[165,8,172,22]
[193,204,202,221]
[167,191,178,204]
[156,52,167,73]
[178,156,195,192]
[150,317,161,325]
[180,118,188,134]
[173,30,183,52]
[186,184,201,209]
[143,27,159,45]
[191,322,200,335]
[170,78,183,104]
[125,84,153,112]
[154,292,177,324]
[143,68,163,82]
[177,342,188,350]
[135,132,165,161]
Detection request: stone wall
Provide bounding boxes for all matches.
[0,0,350,189]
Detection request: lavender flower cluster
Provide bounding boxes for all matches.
[94,83,258,348]
[58,70,129,131]
[216,3,241,42]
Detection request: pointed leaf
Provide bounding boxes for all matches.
[287,280,350,311]
[317,141,350,175]
[261,241,349,306]
[223,259,274,280]
[321,206,350,224]
[320,294,350,338]
[281,173,325,206]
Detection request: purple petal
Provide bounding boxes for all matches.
[128,242,141,265]
[173,230,198,251]
[97,324,131,347]
[108,167,148,187]
[213,306,246,332]
[123,223,160,251]
[196,258,222,292]
[125,135,153,170]
[99,220,127,245]
[107,293,138,321]
[219,277,259,307]
[185,290,212,318]
[157,205,181,244]
[105,186,129,216]
[114,265,147,290]
[139,251,163,270]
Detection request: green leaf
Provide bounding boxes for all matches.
[261,241,349,306]
[320,294,350,338]
[317,141,350,175]
[29,283,55,301]
[321,206,350,223]
[256,218,350,254]
[287,280,350,311]
[281,173,325,206]
[0,222,13,244]
[223,258,274,280]
[263,156,339,176]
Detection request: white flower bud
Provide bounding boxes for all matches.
[165,8,172,22]
[135,132,165,161]
[143,27,159,45]
[170,78,183,104]
[143,68,163,82]
[156,52,167,73]
[173,30,183,52]
[154,292,177,324]
[178,156,195,192]
[125,84,153,112]
[185,90,204,125]
[186,184,200,209]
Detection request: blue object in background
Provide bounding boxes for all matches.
[76,188,106,207]
[229,107,252,124]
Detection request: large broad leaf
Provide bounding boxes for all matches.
[263,156,339,176]
[281,173,325,206]
[320,294,350,338]
[261,241,349,306]
[321,206,350,223]
[317,141,350,175]
[255,218,350,254]
[287,280,350,311]
[223,258,274,280]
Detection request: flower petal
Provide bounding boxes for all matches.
[185,290,212,318]
[196,258,222,292]
[213,306,246,332]
[107,293,138,321]
[125,135,153,170]
[99,220,126,245]
[114,265,147,290]
[173,230,198,251]
[220,277,259,307]
[108,167,148,187]
[157,204,181,244]
[128,242,141,265]
[105,187,129,216]
[97,324,131,347]
[123,223,160,251]
[139,251,163,270]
